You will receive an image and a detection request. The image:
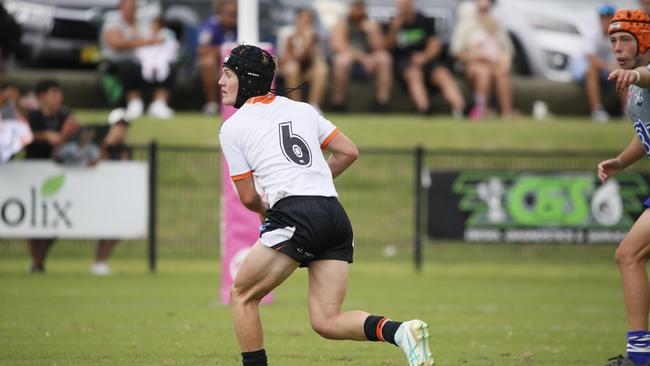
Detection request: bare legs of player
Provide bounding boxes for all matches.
[616,209,650,331]
[230,242,371,352]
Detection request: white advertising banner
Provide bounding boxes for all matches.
[0,161,148,239]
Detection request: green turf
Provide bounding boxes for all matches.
[75,110,635,152]
[0,252,626,366]
[1,112,640,365]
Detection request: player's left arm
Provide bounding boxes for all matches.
[324,132,359,179]
[233,176,269,218]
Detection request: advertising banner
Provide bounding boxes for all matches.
[428,171,650,243]
[0,161,148,239]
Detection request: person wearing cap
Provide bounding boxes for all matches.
[218,44,433,366]
[103,107,131,160]
[329,0,393,112]
[570,4,621,122]
[86,108,132,276]
[599,9,650,366]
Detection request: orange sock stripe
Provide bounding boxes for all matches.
[375,317,388,342]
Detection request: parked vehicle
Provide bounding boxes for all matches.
[2,0,187,67]
[4,0,119,66]
[494,0,638,81]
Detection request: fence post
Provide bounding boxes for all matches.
[148,141,158,273]
[414,146,424,272]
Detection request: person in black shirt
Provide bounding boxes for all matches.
[26,80,80,160]
[386,0,465,117]
[25,79,80,273]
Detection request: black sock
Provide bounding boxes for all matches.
[381,320,402,346]
[363,315,402,346]
[242,349,267,366]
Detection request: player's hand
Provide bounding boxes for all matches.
[597,158,624,183]
[260,196,270,223]
[608,69,638,92]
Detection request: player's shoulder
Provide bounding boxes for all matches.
[218,112,245,138]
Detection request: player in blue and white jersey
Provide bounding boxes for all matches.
[600,9,650,366]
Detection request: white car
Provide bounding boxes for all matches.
[493,0,639,81]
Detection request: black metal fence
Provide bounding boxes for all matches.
[3,144,646,268]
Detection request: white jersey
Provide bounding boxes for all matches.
[219,94,339,207]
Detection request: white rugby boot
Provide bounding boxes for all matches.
[395,319,434,366]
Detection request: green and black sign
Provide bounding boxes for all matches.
[427,171,650,243]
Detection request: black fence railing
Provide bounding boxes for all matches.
[2,145,645,269]
[152,146,648,268]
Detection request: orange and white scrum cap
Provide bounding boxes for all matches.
[609,9,650,55]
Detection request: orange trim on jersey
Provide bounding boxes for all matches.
[231,170,254,181]
[320,128,340,149]
[246,93,276,105]
[375,317,388,342]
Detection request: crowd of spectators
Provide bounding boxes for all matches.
[2,0,633,120]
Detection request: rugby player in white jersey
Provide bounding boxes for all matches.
[600,9,650,366]
[218,44,434,366]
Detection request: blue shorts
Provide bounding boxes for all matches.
[644,197,650,208]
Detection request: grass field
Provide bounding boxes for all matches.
[1,112,642,365]
[75,110,636,151]
[0,253,625,366]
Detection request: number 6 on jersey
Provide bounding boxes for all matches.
[279,122,312,167]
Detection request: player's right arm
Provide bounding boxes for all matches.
[598,135,646,182]
[609,66,650,92]
[324,132,359,179]
[219,124,267,216]
[233,176,269,219]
